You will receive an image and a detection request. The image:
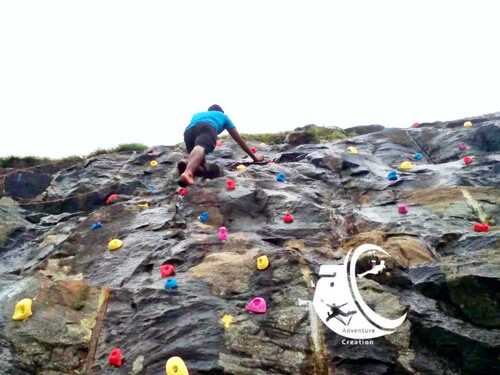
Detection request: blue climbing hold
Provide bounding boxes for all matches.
[414,152,423,161]
[199,211,209,223]
[165,278,177,289]
[387,170,398,181]
[276,173,286,183]
[91,222,102,231]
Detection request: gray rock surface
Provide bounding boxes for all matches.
[0,114,499,374]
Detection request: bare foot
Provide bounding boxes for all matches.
[178,172,195,186]
[178,160,207,177]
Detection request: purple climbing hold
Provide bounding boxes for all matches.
[245,297,267,314]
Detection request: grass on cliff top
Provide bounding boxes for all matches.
[222,125,347,145]
[87,143,148,157]
[0,143,148,169]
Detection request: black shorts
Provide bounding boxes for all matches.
[184,122,217,154]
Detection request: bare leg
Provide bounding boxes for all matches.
[179,146,205,186]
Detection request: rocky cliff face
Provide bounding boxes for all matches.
[0,114,499,375]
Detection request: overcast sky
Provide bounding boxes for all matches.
[1,1,499,158]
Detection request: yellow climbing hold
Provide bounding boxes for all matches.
[463,121,473,128]
[165,356,189,375]
[150,160,159,168]
[137,202,149,209]
[12,298,33,321]
[347,146,358,154]
[399,161,414,171]
[256,255,270,270]
[221,314,234,329]
[108,239,123,251]
[236,164,247,173]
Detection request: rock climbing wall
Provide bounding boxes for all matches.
[0,114,499,374]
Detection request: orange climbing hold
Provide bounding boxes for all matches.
[473,223,489,233]
[12,298,33,321]
[105,194,119,205]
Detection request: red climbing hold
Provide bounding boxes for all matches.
[398,204,409,215]
[463,156,474,166]
[178,187,189,197]
[226,179,236,191]
[108,348,123,367]
[283,213,294,224]
[250,147,257,153]
[160,264,176,278]
[473,223,489,233]
[105,194,119,205]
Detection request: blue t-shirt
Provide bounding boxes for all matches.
[187,111,236,134]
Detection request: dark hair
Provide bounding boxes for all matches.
[208,104,224,113]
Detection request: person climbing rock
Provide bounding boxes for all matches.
[178,105,264,186]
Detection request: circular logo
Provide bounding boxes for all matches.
[313,244,407,339]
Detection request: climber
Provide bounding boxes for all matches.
[178,105,264,186]
[323,301,357,325]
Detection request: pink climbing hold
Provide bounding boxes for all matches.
[283,213,294,224]
[458,143,468,152]
[216,139,223,147]
[245,297,267,314]
[178,187,189,197]
[473,223,489,233]
[411,122,420,128]
[226,179,236,191]
[105,194,119,205]
[250,146,257,154]
[463,156,474,166]
[108,348,123,367]
[160,264,176,278]
[398,203,409,215]
[218,226,228,241]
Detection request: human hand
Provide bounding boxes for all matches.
[253,154,265,163]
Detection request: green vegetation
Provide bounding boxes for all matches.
[0,143,148,169]
[221,125,347,145]
[225,132,288,145]
[300,125,347,142]
[87,143,148,157]
[0,155,83,169]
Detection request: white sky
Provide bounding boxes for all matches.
[1,1,499,158]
